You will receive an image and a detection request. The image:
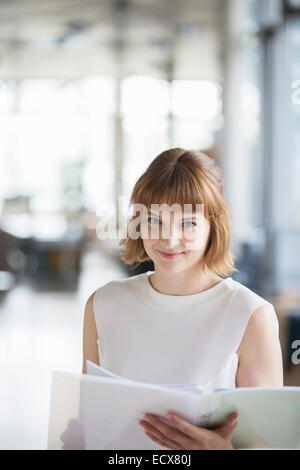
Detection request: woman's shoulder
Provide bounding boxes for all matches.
[226,277,278,333]
[93,271,147,302]
[227,277,274,308]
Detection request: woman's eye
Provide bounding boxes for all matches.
[148,218,196,227]
[183,221,197,227]
[148,217,160,224]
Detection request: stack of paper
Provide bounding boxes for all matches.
[47,362,300,450]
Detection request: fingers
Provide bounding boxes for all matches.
[140,413,206,450]
[165,413,211,443]
[217,412,239,439]
[144,414,190,444]
[140,419,184,449]
[140,415,195,449]
[224,412,239,428]
[140,412,238,450]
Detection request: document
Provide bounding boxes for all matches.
[47,361,300,450]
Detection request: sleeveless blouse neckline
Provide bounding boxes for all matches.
[140,270,233,311]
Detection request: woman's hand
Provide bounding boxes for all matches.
[139,411,238,450]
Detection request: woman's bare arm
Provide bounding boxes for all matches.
[236,304,283,387]
[82,292,100,374]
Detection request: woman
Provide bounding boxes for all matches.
[82,148,283,450]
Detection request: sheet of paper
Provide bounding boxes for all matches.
[48,370,204,450]
[81,373,203,450]
[207,387,300,450]
[86,361,125,380]
[47,371,85,450]
[86,360,203,395]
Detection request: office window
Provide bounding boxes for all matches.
[171,80,223,150]
[0,77,115,215]
[244,0,260,33]
[121,76,170,203]
[288,17,300,227]
[121,76,223,206]
[271,14,300,292]
[241,34,264,228]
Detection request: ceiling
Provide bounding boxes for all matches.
[0,0,226,81]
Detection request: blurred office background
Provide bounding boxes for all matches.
[0,0,300,449]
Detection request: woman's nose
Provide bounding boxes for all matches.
[161,226,182,246]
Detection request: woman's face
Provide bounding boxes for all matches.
[140,204,211,274]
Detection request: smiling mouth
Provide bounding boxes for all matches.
[157,250,185,256]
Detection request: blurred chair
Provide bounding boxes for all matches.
[286,310,300,370]
[0,229,17,297]
[269,289,300,386]
[232,237,265,296]
[0,213,85,291]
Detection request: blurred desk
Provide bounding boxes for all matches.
[269,289,300,386]
[0,213,85,290]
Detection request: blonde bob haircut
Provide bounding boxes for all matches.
[119,148,238,278]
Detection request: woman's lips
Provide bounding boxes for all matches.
[157,250,184,259]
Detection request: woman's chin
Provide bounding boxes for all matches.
[154,256,188,272]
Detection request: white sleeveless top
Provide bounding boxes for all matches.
[93,271,279,392]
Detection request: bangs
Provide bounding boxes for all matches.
[132,164,211,217]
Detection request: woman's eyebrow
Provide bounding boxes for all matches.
[149,212,201,220]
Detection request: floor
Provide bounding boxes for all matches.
[0,245,126,450]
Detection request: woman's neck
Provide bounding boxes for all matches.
[148,267,223,296]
